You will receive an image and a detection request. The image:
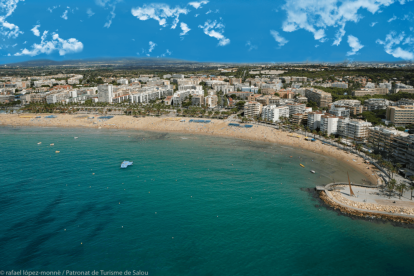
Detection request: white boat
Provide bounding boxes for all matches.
[37,142,42,145]
[121,161,133,169]
[50,143,54,146]
[310,170,316,174]
[74,137,78,139]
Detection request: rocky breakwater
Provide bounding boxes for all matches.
[319,189,414,225]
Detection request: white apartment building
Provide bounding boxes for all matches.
[178,85,203,91]
[365,82,376,89]
[364,98,393,111]
[379,82,392,90]
[213,84,235,94]
[320,114,340,135]
[343,120,372,142]
[329,107,350,117]
[307,111,324,130]
[261,105,289,122]
[244,101,263,117]
[117,78,129,85]
[98,84,114,103]
[286,103,306,116]
[46,91,70,104]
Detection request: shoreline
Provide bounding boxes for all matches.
[0,113,379,184]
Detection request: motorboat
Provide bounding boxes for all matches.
[310,170,316,174]
[121,161,133,169]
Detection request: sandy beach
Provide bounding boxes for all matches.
[0,113,379,184]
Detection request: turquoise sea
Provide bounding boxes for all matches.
[1,127,414,276]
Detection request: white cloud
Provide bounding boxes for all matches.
[370,22,378,27]
[14,31,83,56]
[61,10,68,20]
[246,41,258,51]
[188,1,209,9]
[0,0,24,39]
[205,9,218,15]
[332,25,345,46]
[104,5,116,28]
[270,30,288,47]
[96,0,120,28]
[31,24,40,36]
[388,15,397,22]
[198,20,230,46]
[131,4,189,29]
[346,35,364,56]
[161,49,172,57]
[376,31,414,60]
[95,0,111,7]
[87,8,95,17]
[281,0,407,44]
[180,22,191,36]
[48,6,58,13]
[149,41,156,52]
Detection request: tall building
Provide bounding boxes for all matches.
[364,98,393,111]
[320,114,340,135]
[330,99,364,115]
[98,84,114,103]
[261,105,289,122]
[304,88,332,107]
[291,113,308,125]
[329,107,350,117]
[386,105,414,126]
[244,101,263,117]
[307,111,324,130]
[286,103,306,116]
[392,135,414,170]
[368,126,401,153]
[342,120,372,143]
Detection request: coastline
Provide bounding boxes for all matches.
[0,113,379,184]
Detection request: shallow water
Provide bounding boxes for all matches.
[1,127,413,276]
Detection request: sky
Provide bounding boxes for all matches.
[0,0,414,64]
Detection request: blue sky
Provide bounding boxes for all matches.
[0,0,414,64]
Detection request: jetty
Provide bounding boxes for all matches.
[316,182,414,223]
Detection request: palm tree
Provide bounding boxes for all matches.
[410,184,414,200]
[398,183,407,199]
[387,179,397,198]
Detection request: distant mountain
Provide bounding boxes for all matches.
[4,57,201,67]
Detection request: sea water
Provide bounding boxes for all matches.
[1,127,414,276]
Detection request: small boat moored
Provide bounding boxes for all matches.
[121,161,133,169]
[310,170,316,174]
[300,164,305,168]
